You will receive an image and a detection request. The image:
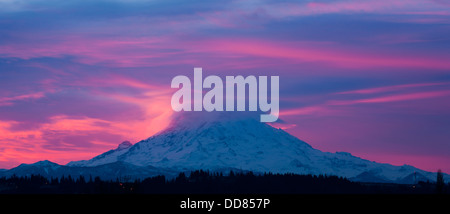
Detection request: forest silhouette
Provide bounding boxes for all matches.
[0,170,447,194]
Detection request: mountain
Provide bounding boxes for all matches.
[1,160,178,181]
[66,111,447,183]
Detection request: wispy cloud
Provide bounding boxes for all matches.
[281,82,450,117]
[336,82,450,95]
[258,0,450,20]
[197,39,450,70]
[0,92,45,106]
[329,90,450,105]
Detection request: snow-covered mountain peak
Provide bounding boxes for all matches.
[67,111,447,183]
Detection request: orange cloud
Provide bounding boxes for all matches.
[0,77,174,169]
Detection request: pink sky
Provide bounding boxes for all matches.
[0,0,449,173]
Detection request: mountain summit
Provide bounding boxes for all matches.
[67,111,443,183]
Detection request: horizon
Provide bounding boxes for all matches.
[0,0,450,174]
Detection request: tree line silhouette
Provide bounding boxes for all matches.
[0,170,447,194]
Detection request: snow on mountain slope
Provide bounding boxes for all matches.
[67,141,133,167]
[69,112,446,183]
[1,160,179,180]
